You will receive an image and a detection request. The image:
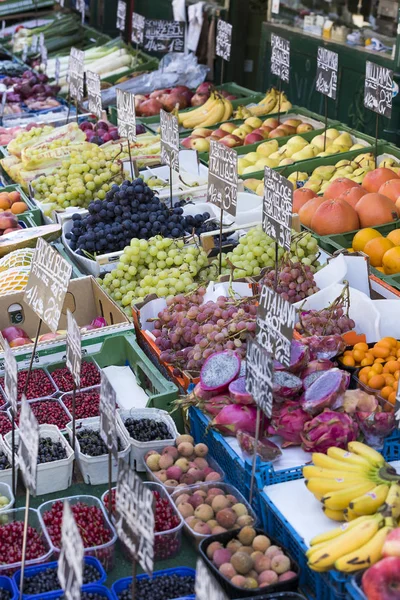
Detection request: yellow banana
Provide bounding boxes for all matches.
[347,442,385,467]
[279,100,293,112]
[321,507,346,521]
[344,507,363,522]
[221,98,233,121]
[327,447,375,469]
[334,525,392,573]
[197,100,226,127]
[322,481,377,511]
[308,515,383,570]
[259,88,277,105]
[310,515,372,546]
[382,482,400,519]
[312,452,373,474]
[303,465,371,482]
[181,95,219,128]
[305,477,368,501]
[350,484,390,515]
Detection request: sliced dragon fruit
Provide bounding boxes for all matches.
[301,368,350,416]
[229,377,254,405]
[273,340,309,374]
[236,430,282,461]
[303,370,329,390]
[301,360,335,380]
[200,350,241,393]
[273,371,303,400]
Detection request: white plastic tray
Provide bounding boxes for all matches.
[0,481,13,513]
[0,435,14,489]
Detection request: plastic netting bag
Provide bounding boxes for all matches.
[0,267,30,295]
[0,248,34,272]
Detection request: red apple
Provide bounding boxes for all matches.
[251,128,269,139]
[9,337,32,348]
[210,128,228,140]
[244,132,264,145]
[181,136,200,149]
[38,332,60,342]
[362,556,400,599]
[220,134,242,148]
[383,529,400,557]
[2,326,30,343]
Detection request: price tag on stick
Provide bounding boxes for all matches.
[132,13,145,45]
[216,19,232,61]
[160,109,179,208]
[116,0,127,32]
[208,140,238,217]
[55,57,61,86]
[263,168,293,252]
[271,34,290,83]
[68,47,85,104]
[99,371,118,459]
[256,284,296,368]
[66,309,81,389]
[116,458,155,575]
[316,47,338,100]
[246,338,274,418]
[24,238,72,334]
[86,70,102,120]
[195,559,229,600]
[18,397,39,496]
[3,336,17,414]
[364,61,393,119]
[116,88,136,143]
[143,20,185,53]
[58,500,84,600]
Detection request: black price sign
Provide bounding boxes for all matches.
[3,336,17,414]
[364,61,393,119]
[116,458,155,575]
[216,19,232,62]
[66,309,81,389]
[316,47,338,100]
[246,338,274,418]
[58,500,84,600]
[256,284,296,367]
[116,0,126,32]
[99,371,118,459]
[18,397,39,495]
[195,559,229,600]
[271,34,290,83]
[116,88,136,144]
[143,20,185,53]
[160,109,179,173]
[68,47,85,103]
[263,168,293,252]
[86,70,102,120]
[208,140,238,217]
[132,13,145,45]
[24,238,72,334]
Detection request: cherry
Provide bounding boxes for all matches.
[50,362,101,392]
[0,369,55,401]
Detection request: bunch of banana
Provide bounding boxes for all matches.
[178,93,233,129]
[304,442,400,522]
[306,513,395,573]
[248,89,292,116]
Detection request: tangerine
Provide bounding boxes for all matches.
[382,247,400,275]
[368,374,386,389]
[363,237,394,267]
[341,355,355,367]
[383,360,400,373]
[352,228,382,252]
[371,346,391,359]
[354,342,369,352]
[389,391,397,405]
[387,230,400,245]
[353,350,365,363]
[370,363,383,374]
[381,386,393,399]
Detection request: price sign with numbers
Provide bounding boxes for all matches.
[116,458,155,575]
[216,19,232,62]
[116,0,126,32]
[143,20,185,53]
[86,70,102,120]
[18,397,39,495]
[116,88,136,144]
[58,501,84,600]
[263,168,293,251]
[160,109,179,173]
[256,284,296,367]
[271,34,290,83]
[132,13,145,45]
[364,61,393,119]
[195,559,229,600]
[99,371,118,459]
[2,336,17,414]
[245,338,274,418]
[68,47,84,103]
[316,47,338,100]
[66,310,81,389]
[207,140,238,217]
[23,238,72,334]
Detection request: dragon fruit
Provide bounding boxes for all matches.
[273,340,309,374]
[211,404,257,435]
[301,368,350,416]
[200,350,241,393]
[273,371,303,400]
[301,360,335,379]
[268,401,311,447]
[229,377,254,405]
[203,395,232,416]
[301,409,358,453]
[302,335,347,360]
[237,430,282,460]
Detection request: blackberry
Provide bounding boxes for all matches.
[77,429,123,456]
[117,574,195,600]
[37,437,67,464]
[23,563,101,595]
[123,418,173,443]
[0,451,10,470]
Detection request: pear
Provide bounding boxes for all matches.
[350,143,365,150]
[325,128,340,140]
[304,177,323,192]
[391,167,400,175]
[256,182,264,196]
[291,146,316,162]
[244,116,262,129]
[336,159,353,168]
[242,165,261,175]
[255,157,276,169]
[269,150,286,161]
[333,132,353,147]
[317,151,330,157]
[336,166,354,176]
[286,136,309,153]
[288,171,308,184]
[352,167,368,177]
[320,180,331,193]
[244,152,259,164]
[244,178,262,192]
[256,140,279,157]
[313,165,336,180]
[279,158,295,166]
[263,157,280,168]
[381,158,399,168]
[352,175,365,184]
[238,158,252,175]
[310,134,326,151]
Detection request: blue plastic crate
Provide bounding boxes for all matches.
[258,488,349,600]
[111,567,196,600]
[0,576,17,600]
[13,557,106,598]
[44,585,113,599]
[382,429,400,461]
[346,576,366,600]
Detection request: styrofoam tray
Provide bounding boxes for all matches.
[293,253,347,309]
[133,163,209,201]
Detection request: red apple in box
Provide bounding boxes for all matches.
[251,128,269,139]
[263,117,279,129]
[2,326,31,343]
[220,134,242,148]
[9,337,32,348]
[210,128,228,141]
[362,556,400,599]
[244,132,264,145]
[196,82,213,95]
[383,529,400,557]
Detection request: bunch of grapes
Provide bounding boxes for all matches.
[214,227,320,280]
[153,288,257,374]
[260,260,319,304]
[99,236,208,309]
[295,284,355,336]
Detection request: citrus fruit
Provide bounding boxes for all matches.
[363,237,394,267]
[382,247,400,274]
[387,230,400,245]
[352,228,382,252]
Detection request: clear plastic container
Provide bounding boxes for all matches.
[0,507,53,576]
[46,358,101,393]
[117,408,179,472]
[6,398,71,435]
[59,386,101,421]
[65,416,130,485]
[144,451,225,495]
[171,481,258,546]
[38,495,117,572]
[0,435,15,489]
[4,425,74,496]
[0,481,13,514]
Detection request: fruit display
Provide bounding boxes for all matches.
[122,417,173,443]
[178,93,233,130]
[0,368,56,401]
[12,399,71,430]
[181,115,315,153]
[0,189,28,215]
[259,259,319,304]
[115,573,195,600]
[61,389,101,419]
[50,361,101,392]
[76,429,124,456]
[352,227,400,274]
[361,554,400,599]
[0,520,47,568]
[0,70,60,111]
[0,414,12,435]
[295,285,355,337]
[37,437,67,464]
[21,562,103,595]
[234,87,292,117]
[135,85,194,115]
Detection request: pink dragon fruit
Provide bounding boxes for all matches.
[268,401,312,447]
[301,409,358,453]
[211,404,258,435]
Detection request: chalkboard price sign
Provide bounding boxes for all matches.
[86,70,102,120]
[116,88,136,144]
[68,47,84,103]
[160,109,179,173]
[263,167,293,251]
[270,34,290,83]
[246,338,274,418]
[18,397,39,495]
[116,0,126,32]
[207,140,238,217]
[256,284,296,367]
[216,20,232,62]
[99,371,118,459]
[364,61,393,119]
[143,20,185,53]
[132,13,145,45]
[3,336,17,414]
[316,47,338,100]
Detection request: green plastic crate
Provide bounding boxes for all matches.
[0,0,53,16]
[0,184,42,226]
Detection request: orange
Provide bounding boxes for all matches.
[359,366,371,376]
[363,237,394,267]
[387,230,400,245]
[365,352,375,362]
[397,349,400,358]
[10,201,28,215]
[361,357,374,366]
[376,339,392,349]
[381,386,393,399]
[387,356,397,362]
[353,350,365,363]
[383,360,400,373]
[0,198,10,210]
[341,355,355,367]
[354,342,369,352]
[371,346,391,359]
[389,391,397,405]
[374,358,385,364]
[383,247,400,275]
[395,371,400,380]
[344,350,354,356]
[359,372,369,384]
[7,191,20,204]
[384,374,396,386]
[368,374,386,389]
[352,228,382,252]
[380,336,398,347]
[371,363,383,374]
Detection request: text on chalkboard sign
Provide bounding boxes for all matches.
[271,34,290,83]
[160,109,179,173]
[207,140,238,217]
[143,20,185,53]
[116,88,136,144]
[316,47,338,100]
[364,61,393,119]
[86,70,102,120]
[263,167,293,251]
[132,13,145,45]
[246,338,274,418]
[216,20,232,62]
